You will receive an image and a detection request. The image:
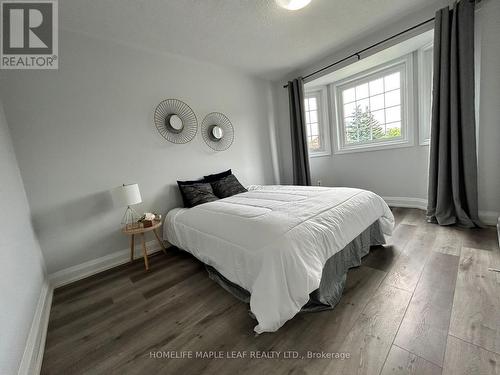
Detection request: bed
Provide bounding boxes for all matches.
[164,185,394,333]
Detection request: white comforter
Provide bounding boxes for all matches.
[164,185,394,333]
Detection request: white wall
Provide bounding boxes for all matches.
[272,0,500,221]
[0,30,276,274]
[0,101,47,375]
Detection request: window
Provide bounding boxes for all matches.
[304,87,330,157]
[418,43,433,145]
[304,94,321,151]
[332,55,414,153]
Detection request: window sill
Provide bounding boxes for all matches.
[309,150,332,158]
[334,139,414,154]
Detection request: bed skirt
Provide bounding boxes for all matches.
[206,220,386,315]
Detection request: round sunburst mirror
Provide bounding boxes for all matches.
[154,99,197,144]
[201,112,234,151]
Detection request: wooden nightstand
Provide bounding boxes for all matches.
[122,220,166,271]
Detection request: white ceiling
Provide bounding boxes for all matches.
[60,0,439,80]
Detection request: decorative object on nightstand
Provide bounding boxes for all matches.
[139,212,157,228]
[112,183,142,230]
[122,219,166,271]
[154,98,198,144]
[201,112,234,151]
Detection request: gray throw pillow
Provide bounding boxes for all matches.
[211,174,247,198]
[178,183,219,208]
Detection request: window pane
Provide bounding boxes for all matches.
[305,125,310,136]
[370,94,384,111]
[343,88,355,103]
[345,104,386,144]
[309,136,320,150]
[386,121,401,129]
[385,105,401,123]
[369,78,384,95]
[308,97,317,110]
[385,122,401,138]
[305,91,328,153]
[372,109,385,124]
[345,135,355,144]
[310,123,319,136]
[357,98,369,111]
[384,72,400,91]
[309,111,318,123]
[344,116,353,126]
[385,89,400,107]
[344,102,356,117]
[345,122,356,143]
[355,83,369,100]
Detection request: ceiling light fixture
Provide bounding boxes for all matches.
[276,0,312,11]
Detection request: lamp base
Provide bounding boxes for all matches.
[122,206,140,229]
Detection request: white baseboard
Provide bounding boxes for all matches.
[383,196,499,226]
[478,210,500,227]
[49,239,167,289]
[17,280,53,375]
[383,196,428,211]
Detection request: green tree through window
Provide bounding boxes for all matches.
[383,127,401,138]
[345,105,384,143]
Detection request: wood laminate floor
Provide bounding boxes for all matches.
[41,208,500,375]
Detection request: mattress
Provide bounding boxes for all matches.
[164,185,394,333]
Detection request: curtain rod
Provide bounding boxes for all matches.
[283,16,435,89]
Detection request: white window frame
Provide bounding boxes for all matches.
[304,86,331,157]
[331,54,415,154]
[418,42,433,145]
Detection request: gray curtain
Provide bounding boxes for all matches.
[427,0,481,227]
[287,78,311,186]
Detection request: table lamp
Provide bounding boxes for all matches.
[112,183,142,228]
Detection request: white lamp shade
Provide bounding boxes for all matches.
[112,183,142,207]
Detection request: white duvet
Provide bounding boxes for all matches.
[164,185,394,333]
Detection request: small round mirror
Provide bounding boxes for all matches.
[211,125,224,140]
[169,115,183,132]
